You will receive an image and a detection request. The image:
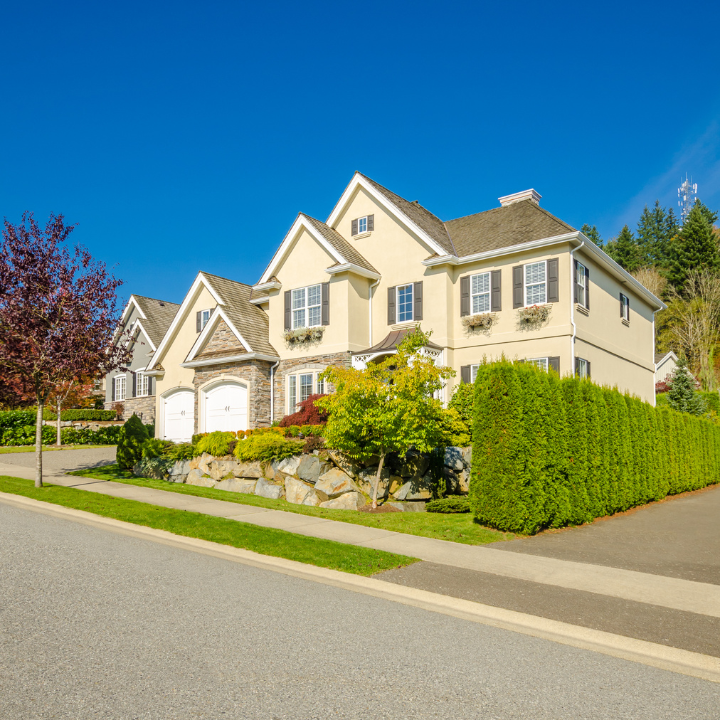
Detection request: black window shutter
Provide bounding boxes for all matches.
[586,360,591,379]
[491,270,502,312]
[367,214,374,231]
[620,293,624,317]
[196,311,201,333]
[387,287,396,324]
[547,258,559,303]
[284,291,292,330]
[132,372,137,398]
[351,219,358,236]
[210,307,215,318]
[111,378,115,401]
[573,260,579,304]
[460,276,470,316]
[626,296,630,321]
[585,267,590,309]
[321,282,330,326]
[460,365,471,384]
[549,356,560,374]
[512,266,524,308]
[148,376,153,396]
[413,281,423,321]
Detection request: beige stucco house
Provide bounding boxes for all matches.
[146,173,665,441]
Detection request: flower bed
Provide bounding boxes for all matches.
[283,326,324,344]
[461,313,497,330]
[517,304,551,325]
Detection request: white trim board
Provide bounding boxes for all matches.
[184,306,253,362]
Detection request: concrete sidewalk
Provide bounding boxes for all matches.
[2,458,719,621]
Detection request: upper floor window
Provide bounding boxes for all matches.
[397,284,414,323]
[196,308,213,333]
[525,262,547,305]
[114,375,126,401]
[576,262,587,308]
[136,373,149,397]
[351,214,374,236]
[620,293,630,322]
[471,273,491,314]
[292,284,322,329]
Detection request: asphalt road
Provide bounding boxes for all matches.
[2,504,719,719]
[0,446,116,474]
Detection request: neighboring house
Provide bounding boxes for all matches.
[655,351,679,386]
[148,172,666,441]
[105,295,180,423]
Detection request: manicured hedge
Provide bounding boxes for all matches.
[0,410,37,434]
[470,359,720,534]
[43,409,117,421]
[0,424,122,447]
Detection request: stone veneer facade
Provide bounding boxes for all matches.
[104,395,157,423]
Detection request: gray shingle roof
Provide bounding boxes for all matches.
[201,273,279,357]
[132,295,180,348]
[444,201,575,257]
[302,214,378,274]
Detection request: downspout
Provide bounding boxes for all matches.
[651,310,658,407]
[368,278,381,347]
[269,359,280,424]
[569,238,585,375]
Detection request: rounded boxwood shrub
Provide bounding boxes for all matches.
[426,496,470,513]
[117,414,149,470]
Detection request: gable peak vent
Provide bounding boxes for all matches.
[498,189,541,207]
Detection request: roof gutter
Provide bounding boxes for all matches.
[325,263,381,280]
[181,352,280,369]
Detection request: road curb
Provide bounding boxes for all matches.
[2,490,720,685]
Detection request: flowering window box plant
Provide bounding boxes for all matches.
[461,313,497,329]
[517,304,551,324]
[283,326,324,344]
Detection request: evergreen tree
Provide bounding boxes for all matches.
[580,224,603,246]
[666,201,720,293]
[116,414,149,470]
[667,356,706,415]
[637,200,675,267]
[607,225,642,272]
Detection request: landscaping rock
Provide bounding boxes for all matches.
[397,450,430,479]
[285,476,317,505]
[444,447,465,472]
[296,454,331,484]
[388,476,404,496]
[387,501,427,512]
[171,460,191,476]
[197,453,213,476]
[461,446,472,468]
[315,467,359,499]
[458,469,470,494]
[215,478,257,494]
[169,475,186,484]
[209,459,239,481]
[301,490,323,506]
[255,478,284,500]
[394,472,433,501]
[186,469,215,488]
[234,460,263,479]
[326,449,362,479]
[276,455,302,477]
[357,466,390,498]
[319,492,366,510]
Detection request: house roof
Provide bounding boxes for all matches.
[130,295,180,348]
[201,273,278,358]
[302,214,378,274]
[352,327,442,356]
[444,201,575,257]
[655,351,678,366]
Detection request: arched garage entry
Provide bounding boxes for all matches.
[201,379,248,434]
[162,388,195,442]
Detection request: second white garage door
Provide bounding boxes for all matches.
[204,382,248,434]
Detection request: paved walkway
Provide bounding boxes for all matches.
[2,450,720,625]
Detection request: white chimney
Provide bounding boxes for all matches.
[498,189,541,207]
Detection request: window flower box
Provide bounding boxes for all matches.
[461,313,497,329]
[284,326,324,344]
[517,304,551,325]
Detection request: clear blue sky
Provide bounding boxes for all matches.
[2,0,719,304]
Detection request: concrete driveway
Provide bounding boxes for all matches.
[0,446,116,475]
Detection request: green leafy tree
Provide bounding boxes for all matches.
[667,356,706,415]
[317,329,454,507]
[580,224,603,246]
[666,201,720,294]
[116,414,149,470]
[637,200,676,268]
[606,225,642,272]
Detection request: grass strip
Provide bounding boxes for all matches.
[70,464,513,545]
[0,475,417,576]
[0,445,112,454]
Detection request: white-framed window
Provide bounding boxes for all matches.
[292,284,322,329]
[317,375,325,395]
[576,262,587,308]
[287,371,326,413]
[114,375,126,401]
[528,357,549,371]
[358,216,367,234]
[201,309,212,330]
[136,373,149,397]
[620,293,630,322]
[576,358,589,378]
[470,364,480,383]
[397,284,414,323]
[524,261,547,306]
[470,273,491,314]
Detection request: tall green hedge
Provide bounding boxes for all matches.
[42,409,117,421]
[470,359,720,534]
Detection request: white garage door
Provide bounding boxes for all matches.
[205,383,247,434]
[164,390,195,442]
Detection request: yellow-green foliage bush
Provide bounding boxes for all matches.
[195,431,236,457]
[470,358,720,534]
[234,433,303,462]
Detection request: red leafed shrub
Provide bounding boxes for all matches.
[655,380,670,394]
[279,393,328,427]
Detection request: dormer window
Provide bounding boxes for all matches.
[351,214,374,236]
[196,308,214,333]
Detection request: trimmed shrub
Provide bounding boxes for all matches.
[43,409,117,421]
[234,433,303,462]
[436,407,471,448]
[142,438,173,458]
[163,442,195,461]
[279,394,328,427]
[0,410,38,435]
[426,496,470,513]
[116,415,149,470]
[448,382,474,433]
[302,435,325,454]
[470,360,720,534]
[195,431,236,457]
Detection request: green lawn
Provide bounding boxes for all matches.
[0,444,113,454]
[69,463,512,545]
[0,475,416,576]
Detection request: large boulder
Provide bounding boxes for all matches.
[443,447,465,472]
[276,455,302,477]
[396,450,430,479]
[458,469,470,494]
[215,478,257,494]
[461,446,472,468]
[255,478,284,500]
[285,476,323,505]
[186,469,215,488]
[315,468,359,499]
[209,459,239,481]
[394,472,434,501]
[326,449,362,479]
[319,492,366,510]
[387,501,426,512]
[234,460,263,479]
[296,454,331,484]
[171,460,191,476]
[357,466,390,499]
[197,453,213,476]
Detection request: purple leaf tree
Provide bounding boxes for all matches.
[0,212,133,486]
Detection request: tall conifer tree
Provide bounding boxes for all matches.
[607,225,642,272]
[580,224,603,246]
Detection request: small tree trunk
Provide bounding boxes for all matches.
[56,398,62,446]
[35,397,44,488]
[372,452,386,509]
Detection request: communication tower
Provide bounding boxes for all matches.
[678,175,697,225]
